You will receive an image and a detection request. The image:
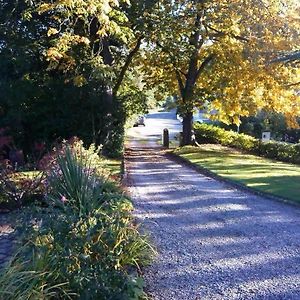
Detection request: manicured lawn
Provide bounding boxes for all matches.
[174,144,300,203]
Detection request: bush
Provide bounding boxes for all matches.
[0,163,45,209]
[194,123,300,164]
[0,142,154,299]
[102,123,125,158]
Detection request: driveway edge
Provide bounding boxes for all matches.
[167,151,300,209]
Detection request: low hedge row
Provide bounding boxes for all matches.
[194,123,300,164]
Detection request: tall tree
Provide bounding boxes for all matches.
[0,0,157,155]
[143,0,300,144]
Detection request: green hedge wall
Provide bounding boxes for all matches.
[194,123,300,164]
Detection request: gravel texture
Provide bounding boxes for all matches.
[0,214,15,268]
[125,145,300,300]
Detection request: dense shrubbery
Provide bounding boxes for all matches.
[102,122,125,159]
[194,123,300,164]
[0,141,153,299]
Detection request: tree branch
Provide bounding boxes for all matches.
[156,41,187,81]
[205,23,249,42]
[175,70,185,95]
[195,54,214,82]
[286,81,300,87]
[113,35,143,95]
[178,69,188,78]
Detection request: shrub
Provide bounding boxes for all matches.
[0,142,154,299]
[1,202,151,299]
[0,137,105,210]
[0,259,73,299]
[46,147,110,217]
[0,162,45,209]
[102,123,125,158]
[194,123,300,164]
[294,144,300,164]
[230,133,259,152]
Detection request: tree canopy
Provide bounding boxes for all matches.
[142,0,300,143]
[0,0,155,156]
[0,0,299,152]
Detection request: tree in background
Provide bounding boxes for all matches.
[143,0,300,144]
[1,0,299,153]
[0,0,156,157]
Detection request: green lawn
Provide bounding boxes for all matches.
[174,144,300,203]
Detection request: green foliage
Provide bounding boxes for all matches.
[0,259,73,299]
[0,167,45,209]
[237,112,300,141]
[0,0,152,158]
[0,142,154,299]
[47,148,108,217]
[194,123,300,164]
[102,118,125,159]
[258,141,300,164]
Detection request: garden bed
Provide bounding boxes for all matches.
[0,140,153,299]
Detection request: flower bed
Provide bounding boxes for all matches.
[0,140,154,299]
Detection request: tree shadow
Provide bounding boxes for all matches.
[127,148,300,299]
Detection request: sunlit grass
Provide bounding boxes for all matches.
[101,158,122,178]
[1,157,123,207]
[174,144,300,203]
[15,160,121,180]
[11,170,41,180]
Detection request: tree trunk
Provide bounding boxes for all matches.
[182,111,193,145]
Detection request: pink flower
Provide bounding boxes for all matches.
[61,196,67,203]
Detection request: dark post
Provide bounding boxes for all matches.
[179,132,184,147]
[163,128,169,148]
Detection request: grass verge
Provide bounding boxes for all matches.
[174,144,300,203]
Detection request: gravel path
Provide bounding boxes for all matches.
[125,146,300,300]
[0,214,15,268]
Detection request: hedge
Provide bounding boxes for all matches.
[194,123,300,164]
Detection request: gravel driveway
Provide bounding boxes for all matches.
[0,214,16,268]
[125,145,300,300]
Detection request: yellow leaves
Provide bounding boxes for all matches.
[22,10,32,21]
[37,3,54,15]
[212,100,222,110]
[45,32,91,72]
[58,56,76,73]
[87,4,97,14]
[73,75,87,87]
[47,28,59,37]
[102,1,114,14]
[97,25,109,37]
[46,48,63,62]
[23,74,31,81]
[44,1,129,39]
[59,0,71,5]
[233,115,241,126]
[77,36,90,45]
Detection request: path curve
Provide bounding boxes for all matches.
[125,146,300,300]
